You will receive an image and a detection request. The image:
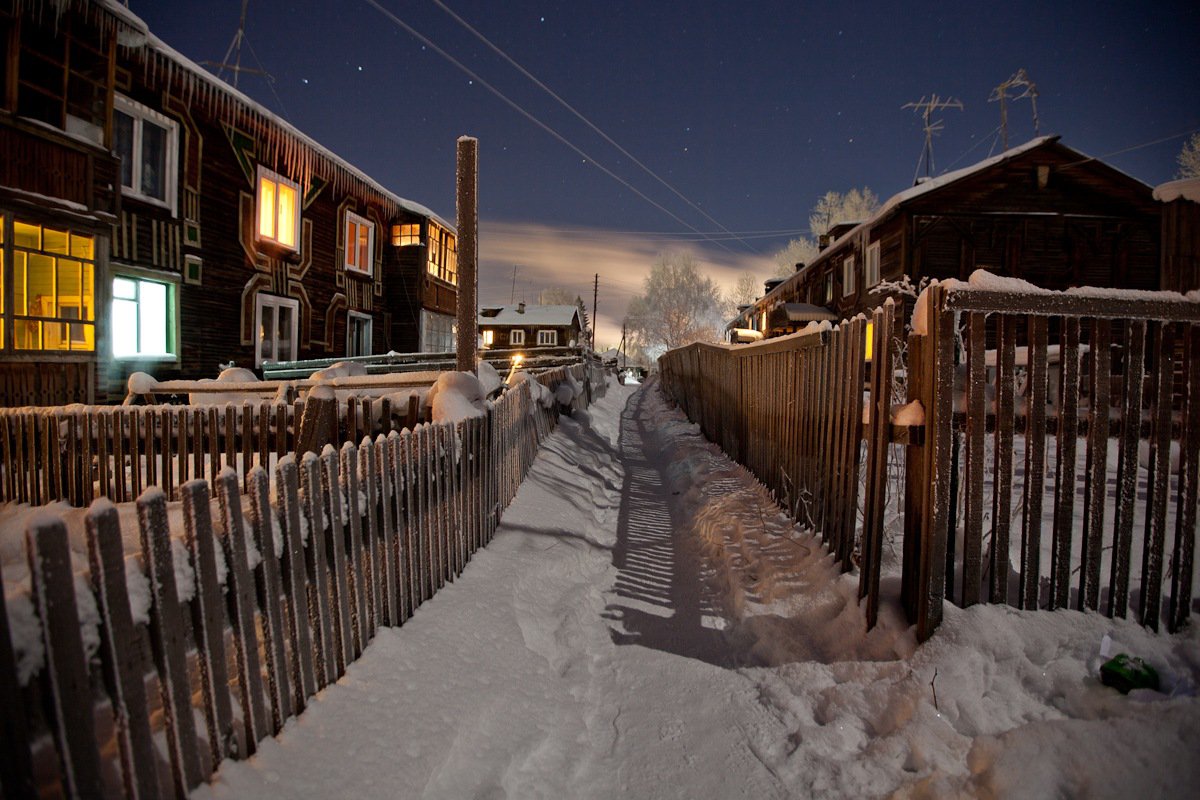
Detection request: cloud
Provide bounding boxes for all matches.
[477,219,774,348]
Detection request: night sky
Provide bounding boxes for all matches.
[130,0,1200,346]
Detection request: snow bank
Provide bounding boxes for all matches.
[476,360,503,397]
[510,371,554,410]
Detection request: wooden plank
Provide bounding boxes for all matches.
[944,289,1200,321]
[176,409,188,487]
[340,442,368,655]
[224,406,238,490]
[377,433,399,626]
[0,558,38,798]
[160,410,174,502]
[1139,323,1175,631]
[50,413,62,505]
[358,438,382,635]
[275,456,317,708]
[246,467,293,732]
[415,426,431,603]
[1081,319,1112,611]
[82,413,94,505]
[1019,315,1049,610]
[1050,318,1081,609]
[144,408,157,489]
[299,451,337,687]
[840,319,866,568]
[241,403,253,490]
[181,480,236,771]
[136,488,205,794]
[25,517,106,798]
[395,429,415,621]
[1109,320,1146,617]
[258,402,270,482]
[320,446,355,675]
[96,411,111,500]
[207,408,220,482]
[115,409,128,502]
[860,303,894,628]
[962,311,987,606]
[214,470,269,754]
[919,285,955,641]
[1169,325,1200,632]
[191,410,203,490]
[85,501,160,800]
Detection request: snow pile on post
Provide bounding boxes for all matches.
[476,360,503,397]
[427,371,486,423]
[510,371,555,409]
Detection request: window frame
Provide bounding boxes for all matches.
[5,217,97,354]
[254,293,300,367]
[113,95,180,216]
[110,267,180,362]
[842,255,856,297]
[256,165,302,252]
[346,310,373,357]
[537,329,557,346]
[865,242,881,288]
[343,211,375,277]
[509,329,525,346]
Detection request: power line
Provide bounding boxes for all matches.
[1056,124,1200,171]
[429,0,758,254]
[360,0,741,255]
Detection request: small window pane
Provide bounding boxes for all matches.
[43,228,69,256]
[358,225,370,270]
[140,280,168,354]
[111,297,138,355]
[113,276,137,300]
[15,320,41,350]
[70,234,93,259]
[276,306,293,361]
[277,183,297,248]
[258,177,276,238]
[258,304,275,360]
[140,120,167,200]
[13,221,39,249]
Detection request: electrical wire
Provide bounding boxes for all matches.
[361,0,741,255]
[428,0,759,254]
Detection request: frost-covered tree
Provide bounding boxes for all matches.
[730,272,762,306]
[771,236,819,278]
[537,287,576,305]
[808,187,880,236]
[625,253,727,355]
[1178,133,1200,179]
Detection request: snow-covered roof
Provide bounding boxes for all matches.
[1154,177,1200,203]
[479,305,581,327]
[76,0,452,230]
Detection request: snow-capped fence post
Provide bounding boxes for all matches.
[989,316,1017,604]
[1169,325,1200,633]
[377,432,400,626]
[0,565,37,798]
[136,488,204,794]
[246,466,294,732]
[299,451,337,687]
[276,457,318,707]
[339,442,368,655]
[319,446,355,676]
[25,515,106,798]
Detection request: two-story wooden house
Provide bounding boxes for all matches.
[737,136,1163,337]
[0,0,457,404]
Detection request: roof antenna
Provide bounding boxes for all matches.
[989,69,1040,150]
[201,0,268,88]
[903,94,964,182]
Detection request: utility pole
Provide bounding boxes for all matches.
[591,273,599,352]
[456,136,478,373]
[620,322,626,371]
[902,94,964,181]
[989,69,1040,149]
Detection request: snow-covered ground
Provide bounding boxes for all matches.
[189,379,1200,799]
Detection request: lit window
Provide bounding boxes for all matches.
[537,329,557,346]
[482,329,494,347]
[509,329,525,346]
[866,243,881,288]
[347,311,372,357]
[254,294,299,366]
[114,95,179,213]
[9,219,95,352]
[843,255,856,297]
[824,273,834,304]
[111,275,176,358]
[392,223,421,246]
[257,166,301,250]
[344,212,375,276]
[426,221,458,286]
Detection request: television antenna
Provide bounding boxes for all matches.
[903,94,964,181]
[201,0,269,88]
[989,68,1040,150]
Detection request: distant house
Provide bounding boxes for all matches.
[0,0,455,404]
[479,304,584,350]
[736,136,1163,337]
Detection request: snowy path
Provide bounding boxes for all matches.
[196,380,1200,800]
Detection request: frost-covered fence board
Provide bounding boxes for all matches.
[860,302,896,629]
[0,565,36,799]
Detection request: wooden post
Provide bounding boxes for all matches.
[456,136,478,373]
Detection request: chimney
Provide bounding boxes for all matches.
[794,262,805,272]
[517,302,526,313]
[818,234,831,251]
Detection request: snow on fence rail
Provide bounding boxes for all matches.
[0,365,589,508]
[659,281,1200,642]
[0,367,598,798]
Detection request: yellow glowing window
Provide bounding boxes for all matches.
[392,223,421,246]
[482,329,494,347]
[425,222,458,286]
[344,212,375,276]
[9,219,95,352]
[257,166,301,250]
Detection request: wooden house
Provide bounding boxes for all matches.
[0,0,456,405]
[739,136,1162,337]
[478,303,584,350]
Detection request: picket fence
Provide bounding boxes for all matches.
[0,366,603,798]
[660,283,1200,641]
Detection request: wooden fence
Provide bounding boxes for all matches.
[0,367,598,798]
[660,284,1200,641]
[0,365,587,507]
